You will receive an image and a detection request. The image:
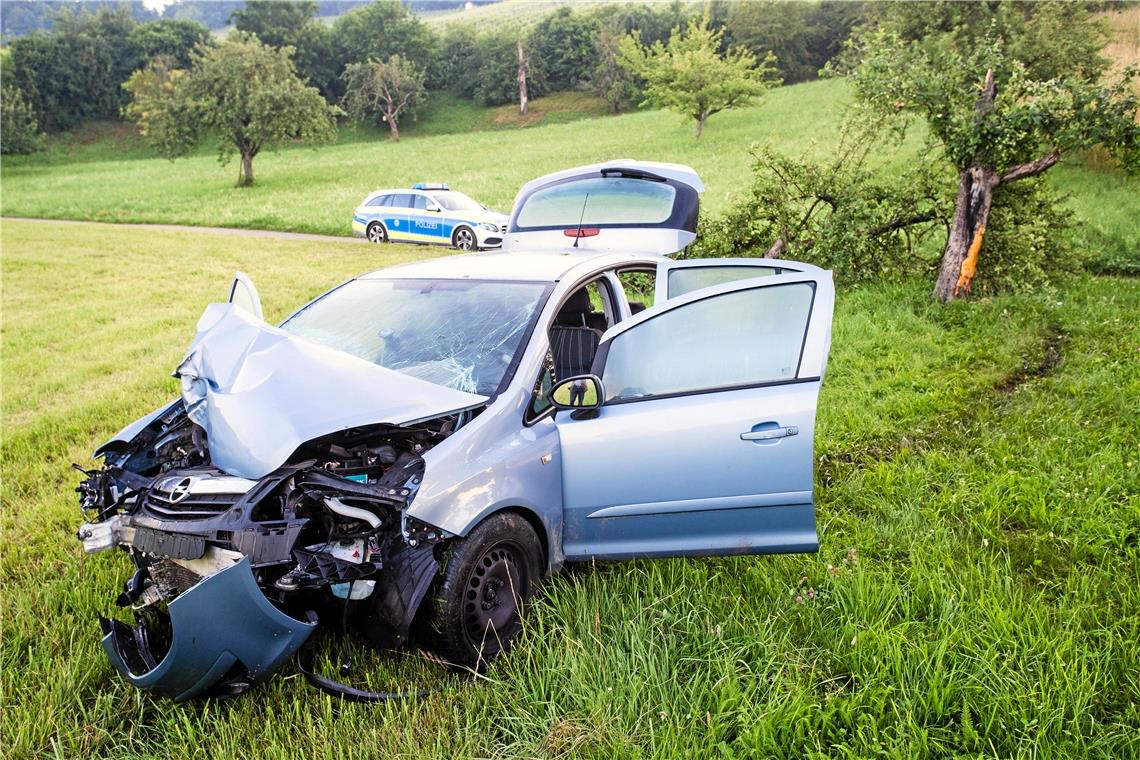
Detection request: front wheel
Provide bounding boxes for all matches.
[366,222,387,244]
[421,512,543,669]
[452,226,477,251]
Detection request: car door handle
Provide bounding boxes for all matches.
[740,426,798,441]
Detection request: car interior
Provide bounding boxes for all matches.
[549,282,610,381]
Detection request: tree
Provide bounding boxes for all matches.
[517,39,529,115]
[0,83,43,154]
[342,55,425,141]
[692,125,946,282]
[527,7,599,92]
[470,31,548,107]
[726,1,861,84]
[619,16,779,139]
[332,0,437,77]
[590,19,638,113]
[5,5,137,131]
[123,34,340,186]
[850,3,1140,301]
[229,0,338,99]
[125,18,210,70]
[433,24,480,96]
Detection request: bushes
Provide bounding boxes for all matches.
[0,83,43,154]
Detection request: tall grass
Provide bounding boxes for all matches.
[2,220,1138,757]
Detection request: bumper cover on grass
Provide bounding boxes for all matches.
[101,557,314,702]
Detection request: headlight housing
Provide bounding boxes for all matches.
[478,223,498,231]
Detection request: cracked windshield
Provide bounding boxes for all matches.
[282,278,546,395]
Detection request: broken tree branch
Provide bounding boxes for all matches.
[997,150,1061,185]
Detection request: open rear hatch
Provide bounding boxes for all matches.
[502,160,704,256]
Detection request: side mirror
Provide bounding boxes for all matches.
[228,271,264,321]
[549,375,603,411]
[426,203,441,213]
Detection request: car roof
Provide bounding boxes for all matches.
[357,250,669,283]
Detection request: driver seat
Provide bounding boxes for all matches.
[550,289,603,380]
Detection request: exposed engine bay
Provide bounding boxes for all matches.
[76,400,473,701]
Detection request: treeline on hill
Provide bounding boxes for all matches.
[0,0,860,146]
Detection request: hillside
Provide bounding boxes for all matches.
[3,77,1137,271]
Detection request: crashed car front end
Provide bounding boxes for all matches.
[76,304,484,701]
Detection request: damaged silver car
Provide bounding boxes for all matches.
[76,161,835,701]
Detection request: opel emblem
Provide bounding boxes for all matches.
[168,477,195,503]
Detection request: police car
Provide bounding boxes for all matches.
[351,183,509,250]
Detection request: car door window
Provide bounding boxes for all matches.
[666,265,778,299]
[412,195,430,210]
[389,193,414,208]
[617,269,656,313]
[367,194,390,207]
[601,282,814,402]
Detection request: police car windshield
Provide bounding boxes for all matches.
[430,191,484,212]
[281,278,547,395]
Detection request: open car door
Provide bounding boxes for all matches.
[655,257,818,303]
[555,268,834,560]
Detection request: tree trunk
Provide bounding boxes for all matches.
[695,115,704,140]
[932,68,996,302]
[517,40,528,115]
[386,112,400,142]
[239,150,254,187]
[932,164,995,301]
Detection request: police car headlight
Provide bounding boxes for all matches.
[478,223,498,231]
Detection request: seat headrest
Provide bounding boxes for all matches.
[560,288,593,315]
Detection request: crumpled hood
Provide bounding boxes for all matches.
[176,303,487,480]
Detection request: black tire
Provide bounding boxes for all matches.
[452,225,477,251]
[366,222,387,243]
[422,512,543,669]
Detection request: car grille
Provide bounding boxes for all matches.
[143,489,240,519]
[142,471,254,520]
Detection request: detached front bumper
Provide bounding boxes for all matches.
[101,557,314,702]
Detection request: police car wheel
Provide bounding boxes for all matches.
[453,226,476,250]
[366,222,387,243]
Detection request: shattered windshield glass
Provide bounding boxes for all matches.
[281,279,547,395]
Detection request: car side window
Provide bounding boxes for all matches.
[667,265,778,299]
[601,282,815,403]
[367,195,389,207]
[389,194,414,208]
[412,195,430,210]
[617,269,656,314]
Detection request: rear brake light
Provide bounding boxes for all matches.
[563,227,600,238]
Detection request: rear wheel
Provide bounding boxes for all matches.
[367,222,387,243]
[452,226,477,251]
[422,512,543,669]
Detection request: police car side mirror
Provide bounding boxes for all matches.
[426,203,441,213]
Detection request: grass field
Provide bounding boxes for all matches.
[2,219,1138,757]
[3,77,1136,271]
